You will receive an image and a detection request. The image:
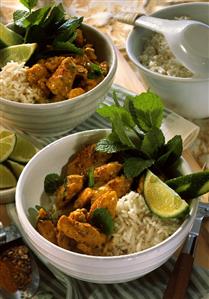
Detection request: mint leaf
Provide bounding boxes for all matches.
[97,105,135,130]
[53,40,83,54]
[20,0,38,11]
[112,112,135,148]
[42,4,65,28]
[112,90,121,107]
[22,6,51,28]
[13,10,30,27]
[28,207,38,227]
[133,91,164,132]
[88,63,102,79]
[55,17,83,42]
[96,137,129,153]
[44,173,64,194]
[124,95,143,131]
[90,208,114,235]
[124,157,154,178]
[156,135,183,169]
[141,127,165,159]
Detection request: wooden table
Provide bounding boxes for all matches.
[0,49,209,270]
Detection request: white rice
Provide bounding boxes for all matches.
[0,62,45,104]
[140,29,193,78]
[104,191,180,256]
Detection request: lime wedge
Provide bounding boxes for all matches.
[0,164,17,189]
[9,134,37,163]
[143,170,189,218]
[7,160,25,178]
[0,43,37,68]
[0,131,16,162]
[0,23,23,48]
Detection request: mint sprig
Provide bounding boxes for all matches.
[96,91,183,178]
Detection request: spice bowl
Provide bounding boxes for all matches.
[126,2,209,119]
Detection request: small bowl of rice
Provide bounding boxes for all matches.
[126,2,209,119]
[15,129,198,284]
[0,23,117,137]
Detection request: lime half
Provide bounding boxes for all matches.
[144,170,189,218]
[0,43,37,68]
[9,134,37,163]
[0,164,17,189]
[0,130,16,162]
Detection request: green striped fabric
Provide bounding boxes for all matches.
[34,256,209,299]
[29,84,171,148]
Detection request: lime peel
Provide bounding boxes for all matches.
[0,164,17,189]
[9,134,37,163]
[144,170,189,218]
[0,131,16,162]
[0,43,37,68]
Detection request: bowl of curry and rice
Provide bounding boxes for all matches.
[15,129,199,283]
[0,4,117,137]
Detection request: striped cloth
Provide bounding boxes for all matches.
[28,84,199,150]
[34,256,209,299]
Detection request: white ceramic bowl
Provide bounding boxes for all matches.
[15,129,198,283]
[0,24,117,137]
[126,3,209,119]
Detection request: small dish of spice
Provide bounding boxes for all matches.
[0,225,39,298]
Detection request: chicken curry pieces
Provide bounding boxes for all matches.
[25,28,109,103]
[35,143,138,256]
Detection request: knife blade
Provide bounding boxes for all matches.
[163,201,209,299]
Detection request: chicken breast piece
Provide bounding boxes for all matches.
[40,56,66,73]
[105,176,132,198]
[47,57,77,98]
[36,220,57,244]
[26,63,51,97]
[89,190,118,219]
[73,187,95,209]
[55,175,84,209]
[65,144,111,177]
[94,162,123,186]
[26,63,49,84]
[57,231,76,250]
[57,215,107,248]
[69,208,88,222]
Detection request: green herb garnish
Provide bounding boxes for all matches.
[88,167,94,188]
[96,91,183,178]
[88,63,102,79]
[44,173,64,194]
[28,207,39,226]
[12,2,83,57]
[90,208,114,235]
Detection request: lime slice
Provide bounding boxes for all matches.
[0,23,23,48]
[0,131,16,162]
[143,170,189,218]
[0,164,17,189]
[9,134,37,163]
[7,160,25,178]
[0,43,37,68]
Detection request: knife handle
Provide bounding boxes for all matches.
[163,252,194,299]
